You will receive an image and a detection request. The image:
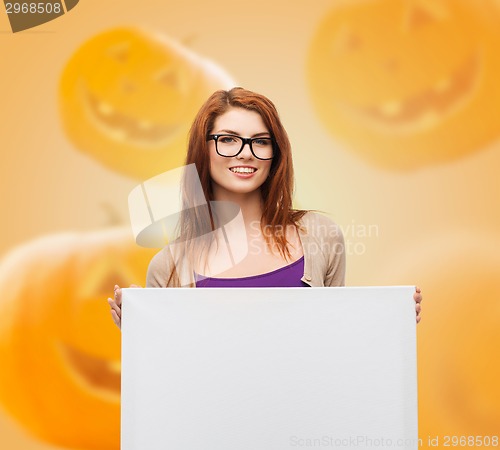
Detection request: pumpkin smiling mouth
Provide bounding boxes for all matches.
[342,52,481,134]
[80,80,183,146]
[58,343,121,400]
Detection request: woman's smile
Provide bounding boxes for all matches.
[228,165,258,177]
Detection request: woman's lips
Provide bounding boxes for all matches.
[228,167,257,178]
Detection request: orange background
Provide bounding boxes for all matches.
[0,0,499,449]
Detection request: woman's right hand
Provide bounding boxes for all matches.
[108,284,141,330]
[108,285,122,329]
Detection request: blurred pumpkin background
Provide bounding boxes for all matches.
[0,0,499,449]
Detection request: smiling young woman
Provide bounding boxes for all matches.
[147,88,345,288]
[108,87,422,327]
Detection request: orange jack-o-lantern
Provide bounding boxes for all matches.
[0,229,157,449]
[59,27,234,179]
[385,233,500,446]
[307,0,500,170]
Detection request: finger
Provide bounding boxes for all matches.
[110,300,121,318]
[416,315,421,324]
[107,298,117,316]
[108,298,121,318]
[114,287,122,306]
[416,303,422,313]
[415,286,421,293]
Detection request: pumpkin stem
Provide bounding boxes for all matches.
[181,34,197,47]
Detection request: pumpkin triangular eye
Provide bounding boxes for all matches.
[78,256,135,299]
[332,25,362,54]
[155,67,180,89]
[404,0,449,29]
[107,42,130,63]
[95,272,130,298]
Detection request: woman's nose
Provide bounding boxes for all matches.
[237,142,254,159]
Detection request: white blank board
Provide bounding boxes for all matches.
[121,286,418,450]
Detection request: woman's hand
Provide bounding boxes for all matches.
[414,286,422,324]
[108,284,141,330]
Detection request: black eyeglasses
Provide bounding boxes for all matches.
[207,134,274,160]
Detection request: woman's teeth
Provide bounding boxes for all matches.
[230,167,256,173]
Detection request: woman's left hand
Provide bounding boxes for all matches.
[414,286,422,324]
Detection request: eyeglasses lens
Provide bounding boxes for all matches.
[216,135,273,160]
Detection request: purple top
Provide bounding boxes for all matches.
[195,256,309,288]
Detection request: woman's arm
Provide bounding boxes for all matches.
[324,221,346,287]
[302,212,346,287]
[146,247,171,288]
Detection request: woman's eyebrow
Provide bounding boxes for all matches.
[216,129,271,137]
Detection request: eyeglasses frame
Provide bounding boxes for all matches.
[207,134,275,160]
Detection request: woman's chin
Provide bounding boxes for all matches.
[212,180,264,198]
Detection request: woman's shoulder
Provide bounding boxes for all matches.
[146,242,195,287]
[297,210,344,242]
[146,246,176,287]
[296,210,346,287]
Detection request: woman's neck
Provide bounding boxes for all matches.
[212,187,263,229]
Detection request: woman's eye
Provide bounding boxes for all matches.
[254,138,271,146]
[220,136,236,143]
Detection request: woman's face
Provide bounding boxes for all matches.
[208,107,273,198]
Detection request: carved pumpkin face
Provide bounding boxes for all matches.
[307,0,500,170]
[59,27,234,179]
[0,229,157,449]
[388,233,500,438]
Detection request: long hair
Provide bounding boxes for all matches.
[167,87,307,286]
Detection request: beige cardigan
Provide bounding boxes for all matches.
[146,211,346,288]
